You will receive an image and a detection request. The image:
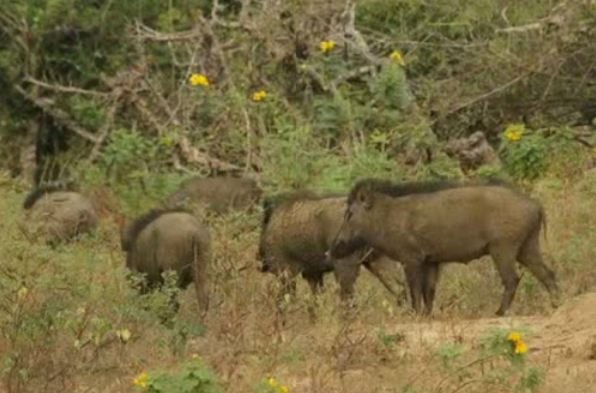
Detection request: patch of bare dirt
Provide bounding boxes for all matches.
[386,292,596,392]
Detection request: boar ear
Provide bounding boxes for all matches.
[355,187,374,209]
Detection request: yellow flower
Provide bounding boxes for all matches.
[267,377,276,386]
[133,372,148,388]
[189,73,209,87]
[115,328,131,343]
[507,332,522,343]
[514,340,528,354]
[320,40,336,53]
[389,50,405,66]
[17,286,28,299]
[278,386,289,393]
[503,124,525,142]
[252,90,268,102]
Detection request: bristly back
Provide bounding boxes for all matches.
[23,184,67,209]
[261,190,318,230]
[349,177,510,203]
[260,189,344,230]
[122,207,189,251]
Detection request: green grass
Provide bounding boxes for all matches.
[1,165,596,392]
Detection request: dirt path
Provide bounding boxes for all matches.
[386,292,596,392]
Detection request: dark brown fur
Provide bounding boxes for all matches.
[332,178,561,316]
[165,176,262,213]
[23,185,63,209]
[120,207,188,251]
[259,191,405,304]
[122,210,211,312]
[347,177,508,204]
[23,190,98,243]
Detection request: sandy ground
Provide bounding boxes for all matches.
[377,292,596,392]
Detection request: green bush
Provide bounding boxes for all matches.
[133,358,223,393]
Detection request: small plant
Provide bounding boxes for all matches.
[255,376,289,393]
[500,124,549,180]
[481,329,529,362]
[133,357,223,393]
[377,328,405,348]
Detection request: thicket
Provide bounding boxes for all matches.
[0,0,594,204]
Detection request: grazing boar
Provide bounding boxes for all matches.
[165,176,262,213]
[121,209,211,313]
[258,191,406,304]
[23,185,98,243]
[330,179,561,316]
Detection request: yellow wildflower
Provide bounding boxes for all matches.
[267,377,277,387]
[514,340,528,354]
[115,328,131,343]
[507,332,522,343]
[252,90,268,102]
[503,123,525,142]
[389,50,405,66]
[279,386,289,393]
[133,372,148,388]
[17,286,28,299]
[189,73,209,87]
[320,40,336,53]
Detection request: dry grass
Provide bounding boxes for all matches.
[1,169,596,392]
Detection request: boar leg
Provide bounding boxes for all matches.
[277,270,297,302]
[404,263,425,314]
[304,273,324,320]
[363,259,407,306]
[303,273,324,295]
[333,260,361,303]
[422,263,440,315]
[517,232,561,308]
[491,246,520,316]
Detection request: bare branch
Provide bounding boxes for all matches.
[445,72,531,116]
[135,23,204,42]
[87,99,121,163]
[177,136,242,172]
[14,86,100,143]
[497,23,542,34]
[24,77,110,97]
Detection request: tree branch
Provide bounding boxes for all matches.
[24,77,110,97]
[14,86,100,143]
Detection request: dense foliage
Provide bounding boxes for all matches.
[0,0,594,198]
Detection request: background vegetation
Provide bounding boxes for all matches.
[0,1,595,392]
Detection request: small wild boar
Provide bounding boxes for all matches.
[258,191,406,304]
[23,185,98,243]
[121,208,211,312]
[165,176,262,213]
[330,179,561,316]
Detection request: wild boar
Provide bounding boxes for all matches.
[121,208,211,313]
[165,176,262,213]
[258,191,406,304]
[23,185,98,243]
[330,179,561,316]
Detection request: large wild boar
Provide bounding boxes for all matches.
[23,185,98,243]
[258,191,406,304]
[330,179,561,316]
[121,208,211,312]
[165,176,262,213]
